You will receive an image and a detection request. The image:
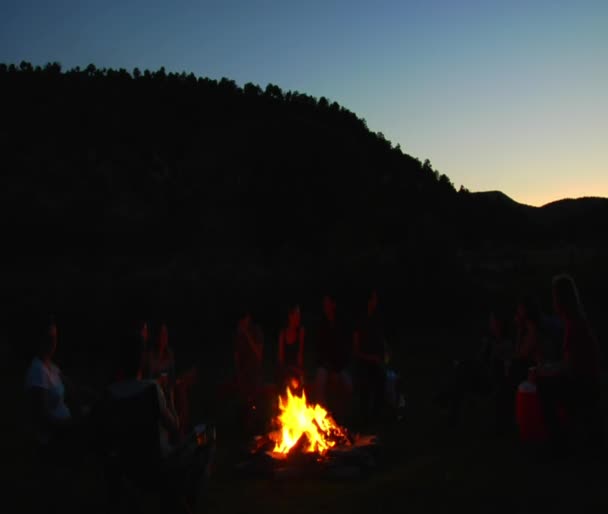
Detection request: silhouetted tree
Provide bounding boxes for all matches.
[264,83,283,100]
[244,82,262,96]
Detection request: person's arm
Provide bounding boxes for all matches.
[156,383,179,438]
[28,387,73,429]
[297,327,305,369]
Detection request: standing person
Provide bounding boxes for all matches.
[353,290,387,424]
[483,311,516,431]
[278,304,305,391]
[511,296,543,385]
[537,274,603,452]
[235,308,264,398]
[235,308,268,433]
[313,294,352,407]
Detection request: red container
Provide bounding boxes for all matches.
[515,381,547,443]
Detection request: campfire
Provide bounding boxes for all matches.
[267,387,350,457]
[238,385,380,479]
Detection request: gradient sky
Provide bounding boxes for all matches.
[1,0,607,206]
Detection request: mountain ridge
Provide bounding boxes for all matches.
[1,62,607,318]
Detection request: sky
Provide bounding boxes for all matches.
[1,0,607,206]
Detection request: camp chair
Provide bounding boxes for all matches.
[22,388,87,511]
[98,382,200,514]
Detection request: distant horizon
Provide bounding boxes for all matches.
[470,189,608,208]
[1,55,606,209]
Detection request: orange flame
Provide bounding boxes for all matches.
[272,387,347,455]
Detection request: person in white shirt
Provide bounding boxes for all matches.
[24,319,74,451]
[25,317,98,463]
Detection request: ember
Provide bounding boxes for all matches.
[268,387,349,456]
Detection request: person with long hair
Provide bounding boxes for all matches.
[537,274,603,451]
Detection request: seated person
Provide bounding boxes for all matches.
[100,329,213,513]
[313,294,353,406]
[435,310,513,426]
[24,317,92,460]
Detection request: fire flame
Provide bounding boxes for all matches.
[272,387,347,455]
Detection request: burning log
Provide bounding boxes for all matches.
[249,434,274,454]
[285,433,312,459]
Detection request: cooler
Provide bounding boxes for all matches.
[515,380,547,443]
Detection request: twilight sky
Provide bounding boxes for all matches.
[1,0,606,206]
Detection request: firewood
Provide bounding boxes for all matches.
[286,433,310,458]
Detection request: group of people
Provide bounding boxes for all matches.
[23,318,211,513]
[22,273,601,509]
[232,289,402,428]
[441,273,603,454]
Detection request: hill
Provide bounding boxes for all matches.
[537,197,608,243]
[0,62,606,335]
[0,63,461,317]
[464,191,608,248]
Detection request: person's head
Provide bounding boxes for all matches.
[552,274,584,321]
[489,310,510,339]
[238,309,252,331]
[287,304,301,329]
[120,328,145,379]
[367,290,378,316]
[489,312,501,338]
[515,295,540,327]
[322,295,336,322]
[140,320,149,344]
[37,317,58,361]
